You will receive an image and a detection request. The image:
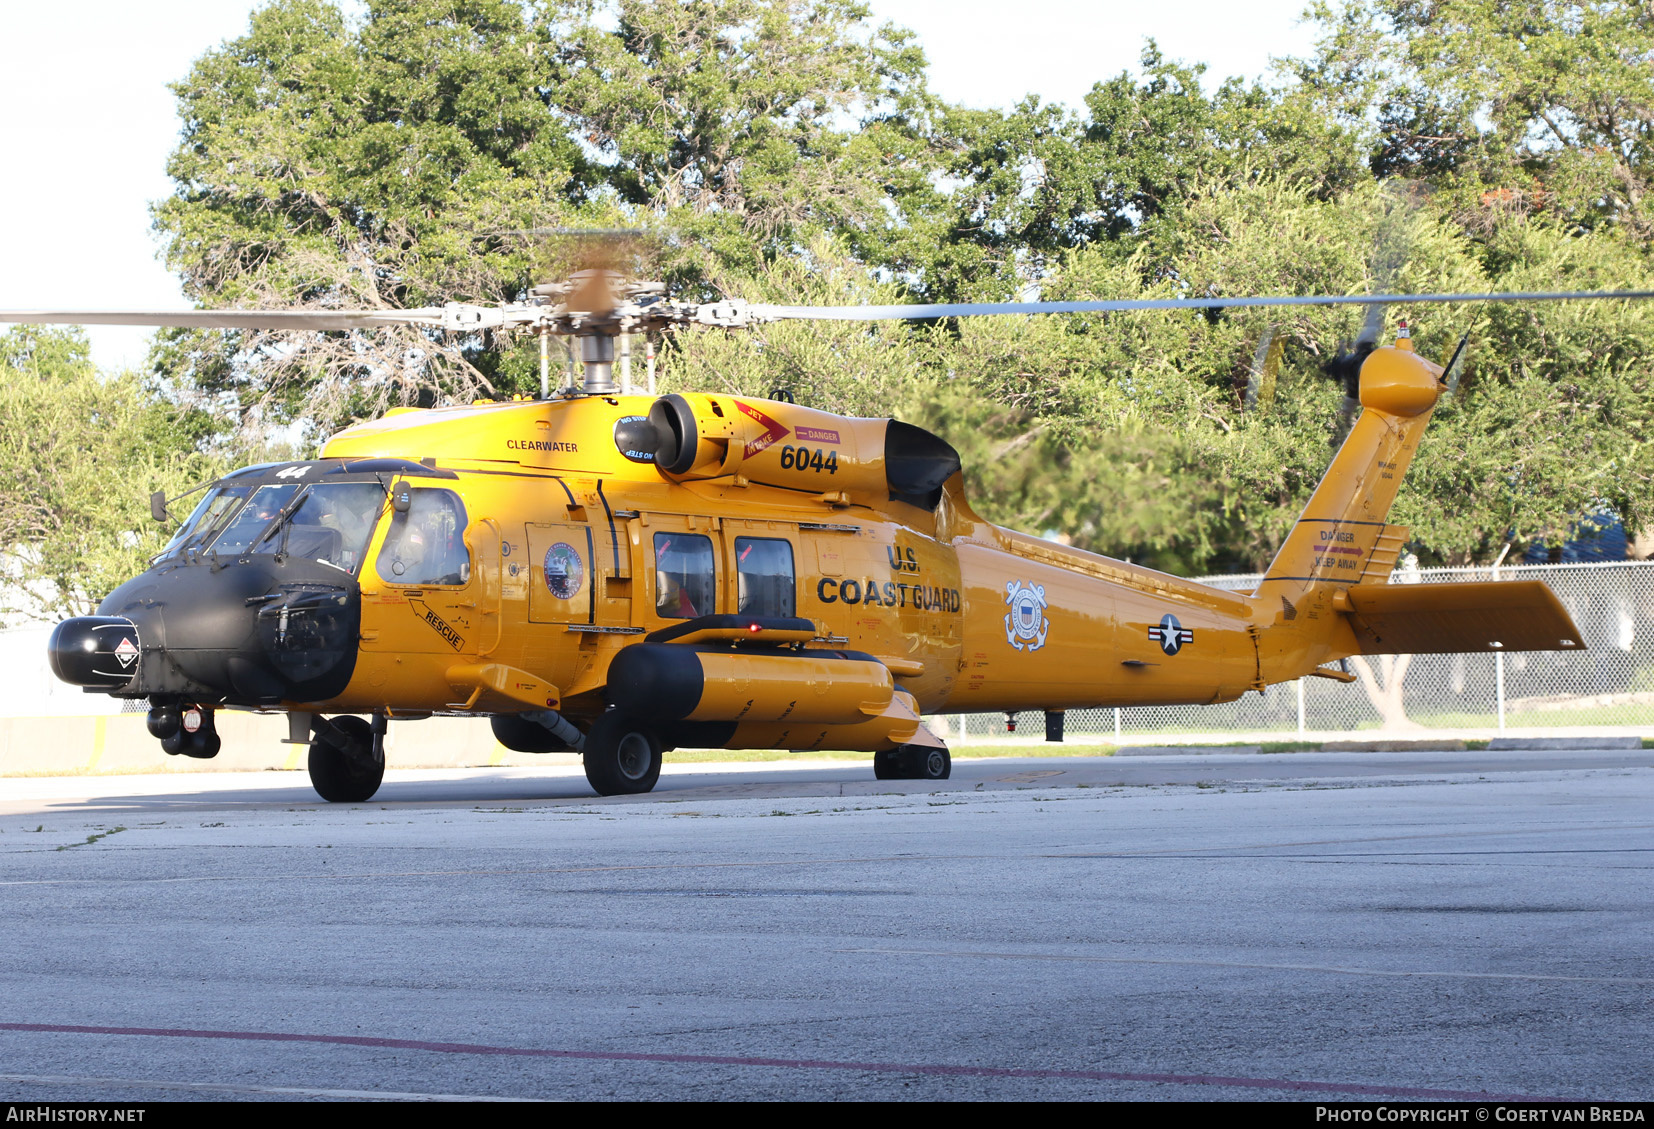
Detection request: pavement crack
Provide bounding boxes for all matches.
[54,826,126,852]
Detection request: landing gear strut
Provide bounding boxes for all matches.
[873,744,951,781]
[307,714,384,803]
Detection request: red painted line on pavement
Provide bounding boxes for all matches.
[0,1022,1566,1101]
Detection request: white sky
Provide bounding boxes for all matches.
[0,1,1321,371]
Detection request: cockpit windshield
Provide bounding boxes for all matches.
[211,484,303,556]
[250,482,387,573]
[153,477,388,575]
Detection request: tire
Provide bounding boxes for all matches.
[491,713,572,753]
[912,745,951,780]
[874,745,951,781]
[308,715,384,803]
[582,712,663,796]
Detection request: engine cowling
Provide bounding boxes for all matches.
[641,394,959,510]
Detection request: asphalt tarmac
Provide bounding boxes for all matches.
[2,749,1651,1101]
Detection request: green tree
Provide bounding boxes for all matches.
[548,0,934,272]
[146,0,1654,575]
[1300,0,1654,240]
[0,329,225,619]
[890,46,1370,302]
[153,0,937,436]
[1405,217,1654,557]
[155,0,592,436]
[899,180,1654,572]
[656,238,935,417]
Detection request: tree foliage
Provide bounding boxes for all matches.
[892,46,1371,302]
[1306,0,1654,239]
[0,329,225,620]
[153,0,933,436]
[128,0,1654,578]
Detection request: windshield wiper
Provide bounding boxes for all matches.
[253,493,311,555]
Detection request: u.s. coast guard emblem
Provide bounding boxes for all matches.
[1004,580,1050,651]
[1147,613,1194,655]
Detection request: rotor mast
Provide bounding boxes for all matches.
[527,269,672,397]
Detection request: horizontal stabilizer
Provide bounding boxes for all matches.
[1339,581,1584,655]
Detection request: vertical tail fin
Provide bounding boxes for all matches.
[1254,339,1445,676]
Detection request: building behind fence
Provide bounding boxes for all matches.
[937,560,1654,741]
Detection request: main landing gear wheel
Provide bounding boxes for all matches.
[582,712,663,796]
[308,715,384,803]
[873,745,951,781]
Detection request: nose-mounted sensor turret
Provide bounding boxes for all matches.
[47,616,142,689]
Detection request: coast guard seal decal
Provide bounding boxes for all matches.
[1004,580,1049,651]
[543,542,585,600]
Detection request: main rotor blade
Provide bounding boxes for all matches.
[746,289,1654,322]
[8,286,1654,336]
[0,307,512,331]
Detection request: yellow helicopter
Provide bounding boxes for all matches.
[10,267,1644,802]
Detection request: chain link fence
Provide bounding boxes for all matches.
[934,560,1654,742]
[10,561,1652,738]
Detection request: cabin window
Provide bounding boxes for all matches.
[376,489,470,586]
[654,532,715,618]
[735,537,795,617]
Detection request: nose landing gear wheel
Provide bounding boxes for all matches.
[873,744,951,781]
[307,715,384,803]
[582,712,663,796]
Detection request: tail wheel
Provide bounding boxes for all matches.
[307,715,384,803]
[583,712,663,796]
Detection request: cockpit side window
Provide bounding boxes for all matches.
[159,485,250,558]
[654,533,715,618]
[375,488,470,586]
[735,537,795,617]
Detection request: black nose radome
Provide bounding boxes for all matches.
[78,556,363,706]
[48,616,142,689]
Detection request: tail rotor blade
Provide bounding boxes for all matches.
[1356,299,1386,349]
[1245,328,1284,411]
[1442,331,1471,399]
